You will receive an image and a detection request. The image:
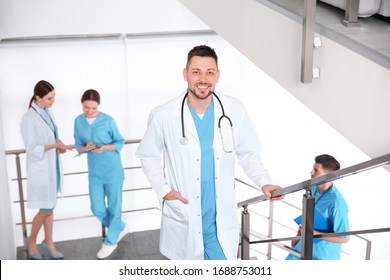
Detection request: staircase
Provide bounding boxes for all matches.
[177,0,390,163]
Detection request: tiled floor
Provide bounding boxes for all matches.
[17,229,168,260]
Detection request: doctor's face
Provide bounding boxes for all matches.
[36,90,56,109]
[183,56,220,101]
[82,100,99,118]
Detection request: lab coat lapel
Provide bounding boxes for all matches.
[213,94,223,175]
[213,94,223,149]
[183,99,199,143]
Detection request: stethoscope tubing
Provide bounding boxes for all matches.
[180,91,233,145]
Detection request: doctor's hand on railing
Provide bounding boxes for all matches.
[163,190,189,204]
[262,184,285,201]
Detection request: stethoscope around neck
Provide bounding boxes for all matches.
[179,91,234,152]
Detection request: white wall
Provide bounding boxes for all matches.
[0,91,16,260]
[0,0,210,38]
[1,0,389,260]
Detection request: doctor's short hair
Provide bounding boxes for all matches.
[186,45,218,69]
[81,89,100,104]
[315,154,340,171]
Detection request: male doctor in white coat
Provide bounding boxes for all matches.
[136,45,283,260]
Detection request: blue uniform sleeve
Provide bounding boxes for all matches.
[331,199,349,238]
[73,117,85,152]
[109,117,124,152]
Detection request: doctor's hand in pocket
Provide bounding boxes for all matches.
[163,190,189,204]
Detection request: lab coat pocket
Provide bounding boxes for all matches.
[161,200,189,257]
[162,200,188,223]
[28,158,49,185]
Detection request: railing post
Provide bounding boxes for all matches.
[301,0,317,83]
[240,205,250,260]
[343,0,360,27]
[267,200,274,260]
[15,154,28,250]
[365,240,371,260]
[301,188,315,259]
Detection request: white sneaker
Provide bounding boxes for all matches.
[117,223,129,243]
[96,244,118,260]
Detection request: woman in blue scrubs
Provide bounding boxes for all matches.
[74,89,126,259]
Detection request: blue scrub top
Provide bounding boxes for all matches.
[286,185,349,260]
[74,112,125,184]
[188,101,217,236]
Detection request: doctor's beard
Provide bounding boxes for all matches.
[188,85,214,101]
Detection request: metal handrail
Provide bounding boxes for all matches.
[237,153,390,260]
[5,139,142,156]
[343,0,360,27]
[7,139,390,259]
[13,186,152,204]
[5,138,150,250]
[238,153,390,207]
[301,0,317,83]
[15,207,161,226]
[237,192,378,260]
[250,227,390,244]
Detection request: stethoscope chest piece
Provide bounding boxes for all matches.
[180,136,189,145]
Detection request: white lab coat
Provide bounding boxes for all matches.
[136,92,271,260]
[20,107,63,209]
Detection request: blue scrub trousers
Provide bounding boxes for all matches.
[89,180,125,246]
[204,231,226,260]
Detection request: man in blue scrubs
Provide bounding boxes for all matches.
[286,154,349,260]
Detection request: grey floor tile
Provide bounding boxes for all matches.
[17,229,168,260]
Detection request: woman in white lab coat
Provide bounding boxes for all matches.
[136,45,283,260]
[20,80,73,260]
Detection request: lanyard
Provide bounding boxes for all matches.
[31,106,58,140]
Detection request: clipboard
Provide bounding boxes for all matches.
[73,146,99,158]
[294,208,332,243]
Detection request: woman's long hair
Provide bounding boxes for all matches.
[28,80,55,108]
